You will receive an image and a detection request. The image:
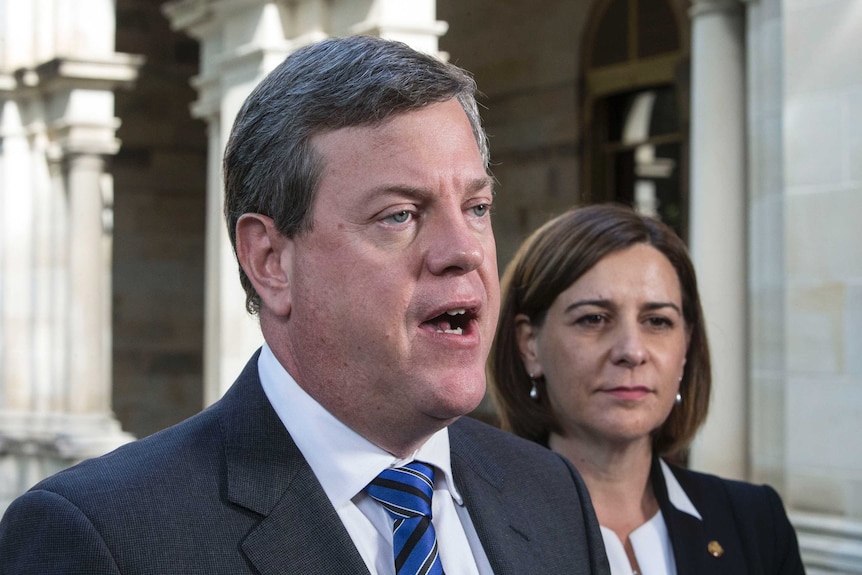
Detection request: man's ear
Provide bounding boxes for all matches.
[235,213,293,317]
[515,313,543,378]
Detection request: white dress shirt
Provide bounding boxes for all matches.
[258,343,494,575]
[600,459,701,575]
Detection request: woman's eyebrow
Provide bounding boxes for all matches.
[564,299,613,314]
[563,299,682,315]
[643,301,683,315]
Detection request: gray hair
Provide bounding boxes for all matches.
[223,35,489,314]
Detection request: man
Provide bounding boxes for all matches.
[0,35,609,574]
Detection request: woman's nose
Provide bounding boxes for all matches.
[610,323,648,367]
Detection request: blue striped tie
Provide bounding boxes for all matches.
[366,461,444,575]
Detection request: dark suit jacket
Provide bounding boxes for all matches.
[0,352,610,574]
[653,457,805,574]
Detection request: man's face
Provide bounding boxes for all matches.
[280,99,499,455]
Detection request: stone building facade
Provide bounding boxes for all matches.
[1,0,860,571]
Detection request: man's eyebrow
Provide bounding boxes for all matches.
[369,185,428,200]
[469,175,496,194]
[367,176,495,200]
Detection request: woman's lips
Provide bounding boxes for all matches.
[602,387,652,400]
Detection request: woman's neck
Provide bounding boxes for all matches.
[549,432,658,539]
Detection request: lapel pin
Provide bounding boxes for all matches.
[707,540,724,557]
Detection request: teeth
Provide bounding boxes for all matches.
[436,327,464,335]
[446,309,467,316]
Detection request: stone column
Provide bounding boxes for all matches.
[39,57,142,459]
[163,0,447,404]
[164,0,291,405]
[0,53,141,511]
[687,0,748,479]
[65,153,111,416]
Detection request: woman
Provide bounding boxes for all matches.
[490,203,804,575]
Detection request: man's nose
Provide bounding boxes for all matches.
[425,211,484,276]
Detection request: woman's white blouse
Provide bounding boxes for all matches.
[601,511,677,575]
[599,460,701,575]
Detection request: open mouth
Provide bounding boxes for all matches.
[423,308,475,335]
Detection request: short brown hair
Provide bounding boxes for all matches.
[489,203,711,456]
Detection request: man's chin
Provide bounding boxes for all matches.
[426,383,487,421]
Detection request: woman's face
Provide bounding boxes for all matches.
[517,243,690,447]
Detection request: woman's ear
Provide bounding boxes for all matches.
[515,313,543,378]
[235,213,293,317]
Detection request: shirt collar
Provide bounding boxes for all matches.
[659,458,702,520]
[257,343,463,510]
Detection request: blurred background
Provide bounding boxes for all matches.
[1,0,860,571]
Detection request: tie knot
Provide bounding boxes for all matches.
[367,460,435,519]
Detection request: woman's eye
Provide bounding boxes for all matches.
[384,210,411,224]
[646,316,673,328]
[575,314,605,327]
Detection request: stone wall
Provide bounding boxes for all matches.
[111,0,207,439]
[438,0,591,266]
[783,0,862,521]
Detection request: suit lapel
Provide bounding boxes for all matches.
[449,421,540,575]
[654,459,748,575]
[240,463,370,575]
[217,353,370,575]
[661,498,713,573]
[651,459,705,574]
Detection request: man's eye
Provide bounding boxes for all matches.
[385,211,411,224]
[472,204,489,217]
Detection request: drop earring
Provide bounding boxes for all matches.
[675,392,683,405]
[529,373,539,401]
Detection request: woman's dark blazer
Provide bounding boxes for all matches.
[653,457,806,574]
